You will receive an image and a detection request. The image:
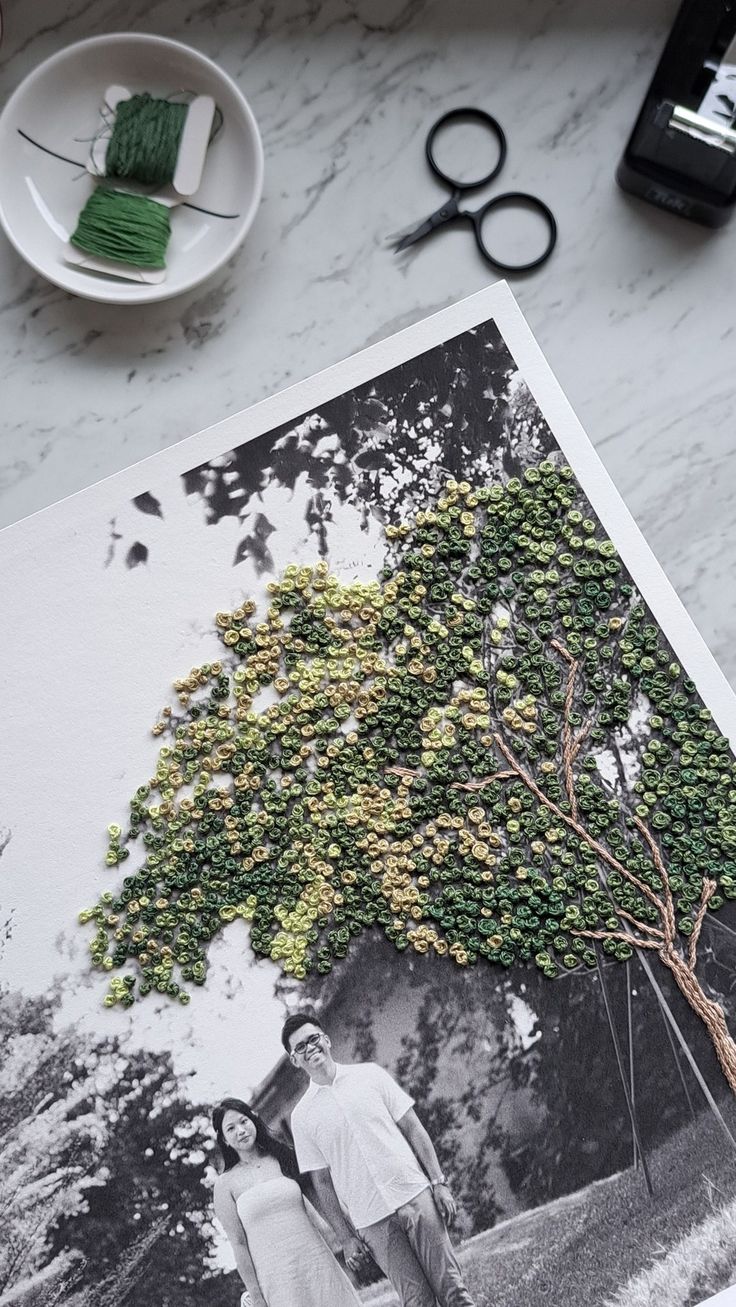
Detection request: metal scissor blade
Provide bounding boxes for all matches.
[391,196,460,254]
[392,216,438,253]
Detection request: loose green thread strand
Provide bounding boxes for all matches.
[71,189,171,270]
[105,93,189,187]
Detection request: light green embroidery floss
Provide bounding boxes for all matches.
[71,188,171,269]
[78,465,736,1095]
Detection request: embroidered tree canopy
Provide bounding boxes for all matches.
[81,463,736,1091]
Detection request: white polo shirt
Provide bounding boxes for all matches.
[291,1062,429,1230]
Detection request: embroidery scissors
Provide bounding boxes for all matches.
[392,107,557,274]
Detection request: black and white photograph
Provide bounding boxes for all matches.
[3,288,736,1307]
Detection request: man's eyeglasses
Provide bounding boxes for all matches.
[291,1033,324,1058]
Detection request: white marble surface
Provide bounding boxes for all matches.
[1,0,735,680]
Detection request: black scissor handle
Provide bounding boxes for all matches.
[425,107,507,192]
[471,191,557,273]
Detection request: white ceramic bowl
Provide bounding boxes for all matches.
[0,33,264,304]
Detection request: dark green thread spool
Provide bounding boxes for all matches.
[105,93,189,188]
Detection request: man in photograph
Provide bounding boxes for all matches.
[282,1012,476,1307]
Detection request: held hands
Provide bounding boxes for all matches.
[342,1234,367,1274]
[240,1289,267,1307]
[432,1182,457,1226]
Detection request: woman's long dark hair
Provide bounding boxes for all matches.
[212,1098,304,1190]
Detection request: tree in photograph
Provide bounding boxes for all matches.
[389,969,525,1235]
[63,1217,167,1307]
[118,323,553,567]
[83,461,736,1094]
[0,992,224,1307]
[48,1052,223,1307]
[0,994,104,1305]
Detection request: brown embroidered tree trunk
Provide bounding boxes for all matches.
[659,947,736,1094]
[391,641,736,1097]
[491,700,736,1096]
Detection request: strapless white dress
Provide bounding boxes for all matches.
[236,1174,361,1307]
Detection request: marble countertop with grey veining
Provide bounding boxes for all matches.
[1,0,735,680]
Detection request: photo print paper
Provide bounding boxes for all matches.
[2,283,736,1307]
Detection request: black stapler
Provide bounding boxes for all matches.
[617,0,736,225]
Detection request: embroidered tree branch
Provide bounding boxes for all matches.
[488,641,736,1092]
[84,466,736,1095]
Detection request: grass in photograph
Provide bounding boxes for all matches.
[604,1187,736,1307]
[360,1105,736,1307]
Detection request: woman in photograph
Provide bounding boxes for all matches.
[211,1097,362,1307]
